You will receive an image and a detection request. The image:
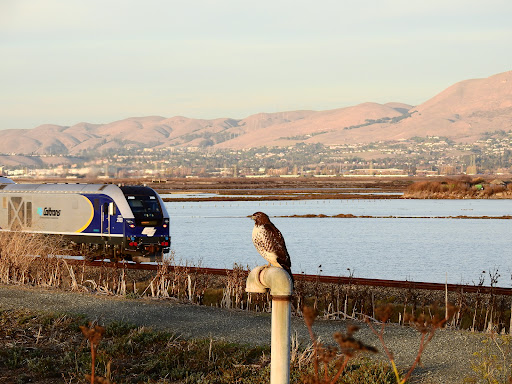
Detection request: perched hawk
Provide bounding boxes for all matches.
[251,212,294,285]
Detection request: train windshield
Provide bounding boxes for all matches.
[126,195,162,224]
[121,186,163,226]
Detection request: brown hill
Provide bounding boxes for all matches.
[370,71,512,144]
[0,71,510,155]
[215,102,408,149]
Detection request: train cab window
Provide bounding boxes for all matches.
[126,196,161,215]
[119,186,164,226]
[125,195,162,225]
[108,203,117,215]
[102,202,117,216]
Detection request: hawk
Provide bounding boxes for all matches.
[251,212,294,285]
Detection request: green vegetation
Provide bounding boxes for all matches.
[468,333,512,383]
[341,112,415,132]
[280,131,329,140]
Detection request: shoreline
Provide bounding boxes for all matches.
[278,213,512,219]
[162,193,402,202]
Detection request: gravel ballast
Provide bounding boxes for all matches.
[0,284,494,383]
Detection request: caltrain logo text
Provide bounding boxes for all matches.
[37,207,61,217]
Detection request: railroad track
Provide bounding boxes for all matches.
[65,258,512,296]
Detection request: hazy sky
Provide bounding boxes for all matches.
[1,0,511,130]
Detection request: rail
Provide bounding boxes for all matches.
[64,259,512,296]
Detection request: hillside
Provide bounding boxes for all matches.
[0,71,511,155]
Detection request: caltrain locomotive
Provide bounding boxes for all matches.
[0,178,170,262]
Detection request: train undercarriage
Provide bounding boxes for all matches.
[67,237,167,263]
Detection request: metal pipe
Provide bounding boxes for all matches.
[246,266,293,384]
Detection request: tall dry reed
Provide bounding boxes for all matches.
[0,231,65,286]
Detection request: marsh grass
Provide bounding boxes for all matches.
[0,232,66,287]
[405,176,512,199]
[292,272,512,334]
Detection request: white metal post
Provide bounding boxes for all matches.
[271,295,291,383]
[246,266,293,384]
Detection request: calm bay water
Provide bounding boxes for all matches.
[164,199,512,287]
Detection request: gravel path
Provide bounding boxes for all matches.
[0,284,490,383]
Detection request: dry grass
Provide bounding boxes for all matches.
[0,232,66,287]
[405,176,512,199]
[299,303,458,384]
[300,306,379,384]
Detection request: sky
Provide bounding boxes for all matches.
[1,0,511,131]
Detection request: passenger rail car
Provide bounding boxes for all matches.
[0,180,170,262]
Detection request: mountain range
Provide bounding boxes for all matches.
[1,70,511,156]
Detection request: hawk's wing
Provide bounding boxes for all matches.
[260,222,291,269]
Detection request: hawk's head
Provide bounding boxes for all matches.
[251,211,271,225]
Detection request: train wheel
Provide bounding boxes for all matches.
[80,244,94,261]
[157,249,164,263]
[111,248,121,263]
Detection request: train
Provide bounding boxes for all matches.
[0,178,170,262]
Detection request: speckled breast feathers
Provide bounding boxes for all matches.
[251,212,292,273]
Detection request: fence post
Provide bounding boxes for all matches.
[246,266,293,384]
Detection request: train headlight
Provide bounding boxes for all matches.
[163,218,169,228]
[126,219,136,228]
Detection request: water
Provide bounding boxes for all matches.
[165,199,512,287]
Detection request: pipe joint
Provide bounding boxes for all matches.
[246,265,293,297]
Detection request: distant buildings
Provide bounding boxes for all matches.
[2,132,512,178]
